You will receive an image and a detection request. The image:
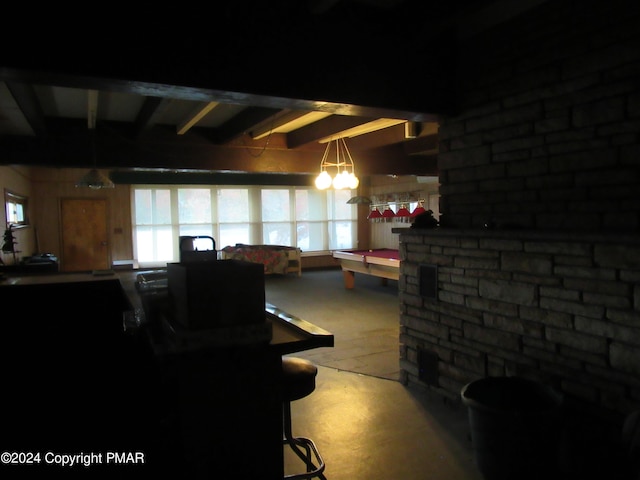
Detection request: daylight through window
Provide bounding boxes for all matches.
[131,185,357,267]
[4,190,29,227]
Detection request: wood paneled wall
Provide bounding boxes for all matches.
[1,166,133,266]
[1,166,438,268]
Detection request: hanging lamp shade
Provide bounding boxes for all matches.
[346,196,372,205]
[382,206,396,221]
[396,205,411,217]
[367,207,383,221]
[75,168,114,189]
[395,204,411,222]
[411,200,426,218]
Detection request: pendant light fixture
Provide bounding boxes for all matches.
[315,137,360,190]
[75,168,115,189]
[76,129,114,189]
[410,199,426,218]
[395,204,411,222]
[367,206,383,221]
[381,205,396,221]
[346,196,372,205]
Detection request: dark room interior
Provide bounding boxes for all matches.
[1,0,639,479]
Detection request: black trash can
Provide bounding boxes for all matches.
[461,376,563,480]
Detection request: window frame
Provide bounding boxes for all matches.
[131,184,357,267]
[4,189,29,228]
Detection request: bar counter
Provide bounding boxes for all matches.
[0,269,334,478]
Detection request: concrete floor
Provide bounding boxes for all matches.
[264,268,402,382]
[123,268,484,478]
[284,367,482,480]
[121,267,635,479]
[263,269,483,480]
[269,270,638,480]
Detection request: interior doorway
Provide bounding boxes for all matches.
[60,198,110,272]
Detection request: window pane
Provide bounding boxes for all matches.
[15,203,24,222]
[329,220,355,250]
[296,222,310,250]
[296,189,325,221]
[297,222,325,250]
[263,222,291,245]
[135,225,173,262]
[134,190,153,225]
[155,228,174,260]
[154,190,172,224]
[6,201,17,223]
[218,189,249,222]
[5,191,28,226]
[135,189,172,225]
[262,189,290,221]
[135,227,154,262]
[219,224,250,247]
[179,189,211,223]
[132,184,357,256]
[332,189,355,218]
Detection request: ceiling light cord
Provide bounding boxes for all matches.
[75,127,114,189]
[242,116,275,158]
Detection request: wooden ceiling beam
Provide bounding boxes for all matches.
[317,118,407,143]
[0,126,436,175]
[213,106,281,143]
[176,101,219,135]
[0,67,442,122]
[403,134,439,155]
[133,97,174,137]
[286,115,384,148]
[4,82,47,137]
[249,110,331,140]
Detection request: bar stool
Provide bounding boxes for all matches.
[281,356,326,480]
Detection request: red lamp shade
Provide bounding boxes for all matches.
[395,205,411,223]
[396,205,411,217]
[410,205,426,217]
[382,206,396,221]
[367,207,383,221]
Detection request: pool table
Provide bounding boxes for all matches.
[332,248,400,289]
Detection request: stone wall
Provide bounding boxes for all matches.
[438,0,640,231]
[396,228,640,417]
[395,0,640,420]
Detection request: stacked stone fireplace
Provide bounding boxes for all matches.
[395,228,639,417]
[393,0,640,422]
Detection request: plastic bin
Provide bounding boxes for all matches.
[461,376,563,480]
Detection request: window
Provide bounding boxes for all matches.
[131,185,357,267]
[262,189,291,245]
[218,188,250,247]
[4,190,29,227]
[133,188,173,263]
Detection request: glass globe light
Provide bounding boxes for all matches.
[315,171,332,189]
[347,173,359,189]
[332,172,346,189]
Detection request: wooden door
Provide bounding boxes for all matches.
[60,198,109,272]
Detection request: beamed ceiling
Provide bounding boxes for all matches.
[0,0,530,181]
